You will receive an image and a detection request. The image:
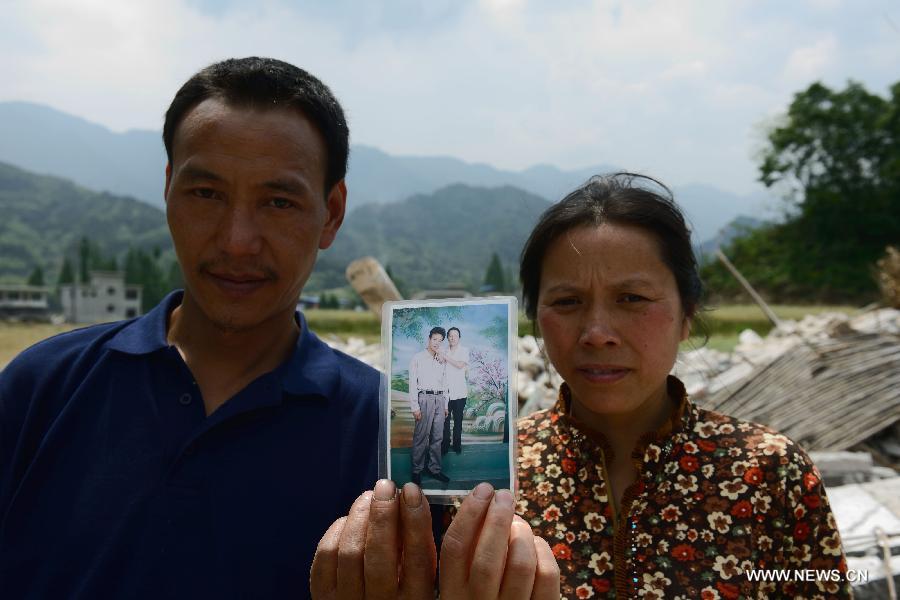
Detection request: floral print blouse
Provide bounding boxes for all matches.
[516,377,851,599]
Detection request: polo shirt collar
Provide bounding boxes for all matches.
[104,290,180,355]
[279,311,340,400]
[104,290,341,400]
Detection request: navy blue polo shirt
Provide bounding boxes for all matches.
[0,291,380,599]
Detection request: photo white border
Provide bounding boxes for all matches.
[379,296,518,504]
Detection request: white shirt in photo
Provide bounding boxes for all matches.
[408,349,447,412]
[444,344,469,400]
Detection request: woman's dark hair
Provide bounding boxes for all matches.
[520,172,703,321]
[428,327,446,341]
[163,56,349,193]
[447,327,461,338]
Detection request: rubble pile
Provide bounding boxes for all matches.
[675,307,900,459]
[324,308,900,454]
[675,307,900,399]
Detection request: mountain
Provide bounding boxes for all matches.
[0,101,769,243]
[346,145,613,206]
[0,162,170,281]
[310,184,552,291]
[0,163,548,292]
[697,215,768,261]
[0,102,166,207]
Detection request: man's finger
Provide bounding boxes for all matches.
[336,491,372,598]
[439,482,495,592]
[467,489,515,598]
[310,517,346,600]
[530,536,561,600]
[364,480,400,600]
[398,482,437,598]
[499,517,537,600]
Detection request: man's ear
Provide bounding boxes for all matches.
[319,180,348,250]
[163,163,172,203]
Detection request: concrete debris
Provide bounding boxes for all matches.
[827,477,900,595]
[679,308,900,454]
[808,451,898,487]
[322,307,899,457]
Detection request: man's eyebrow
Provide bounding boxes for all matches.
[262,178,309,196]
[178,165,225,182]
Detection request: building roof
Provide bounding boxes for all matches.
[698,331,900,451]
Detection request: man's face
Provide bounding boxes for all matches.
[164,98,346,332]
[427,333,444,354]
[448,329,460,347]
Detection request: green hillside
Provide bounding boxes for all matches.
[0,161,171,282]
[311,184,551,291]
[0,164,550,295]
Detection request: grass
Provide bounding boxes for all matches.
[0,322,81,368]
[0,304,862,368]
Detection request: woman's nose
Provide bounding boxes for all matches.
[578,309,620,347]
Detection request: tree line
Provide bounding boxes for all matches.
[26,237,182,313]
[702,80,900,303]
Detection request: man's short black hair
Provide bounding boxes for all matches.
[447,327,461,338]
[163,56,349,192]
[428,327,446,341]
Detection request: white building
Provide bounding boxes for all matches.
[60,271,142,323]
[0,284,52,320]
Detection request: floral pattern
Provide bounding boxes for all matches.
[516,377,851,599]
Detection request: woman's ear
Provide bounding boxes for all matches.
[680,315,692,342]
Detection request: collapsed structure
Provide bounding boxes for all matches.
[324,306,900,595]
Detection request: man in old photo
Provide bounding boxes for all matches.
[407,326,450,485]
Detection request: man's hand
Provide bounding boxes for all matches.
[440,483,560,599]
[310,481,560,600]
[413,410,421,421]
[311,480,436,599]
[444,408,449,417]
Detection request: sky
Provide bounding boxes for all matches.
[2,0,899,195]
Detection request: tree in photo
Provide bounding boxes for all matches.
[468,348,508,435]
[393,305,464,341]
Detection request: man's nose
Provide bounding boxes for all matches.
[216,204,263,256]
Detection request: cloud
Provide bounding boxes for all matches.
[783,35,838,85]
[1,0,897,195]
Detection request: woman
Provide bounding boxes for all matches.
[516,173,849,599]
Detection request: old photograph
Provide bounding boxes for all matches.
[383,298,516,500]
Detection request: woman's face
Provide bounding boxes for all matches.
[537,223,690,417]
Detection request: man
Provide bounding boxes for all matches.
[0,57,376,599]
[0,57,559,600]
[407,327,450,485]
[441,326,469,455]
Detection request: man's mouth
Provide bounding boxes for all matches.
[205,271,271,296]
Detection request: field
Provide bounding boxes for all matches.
[0,304,860,369]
